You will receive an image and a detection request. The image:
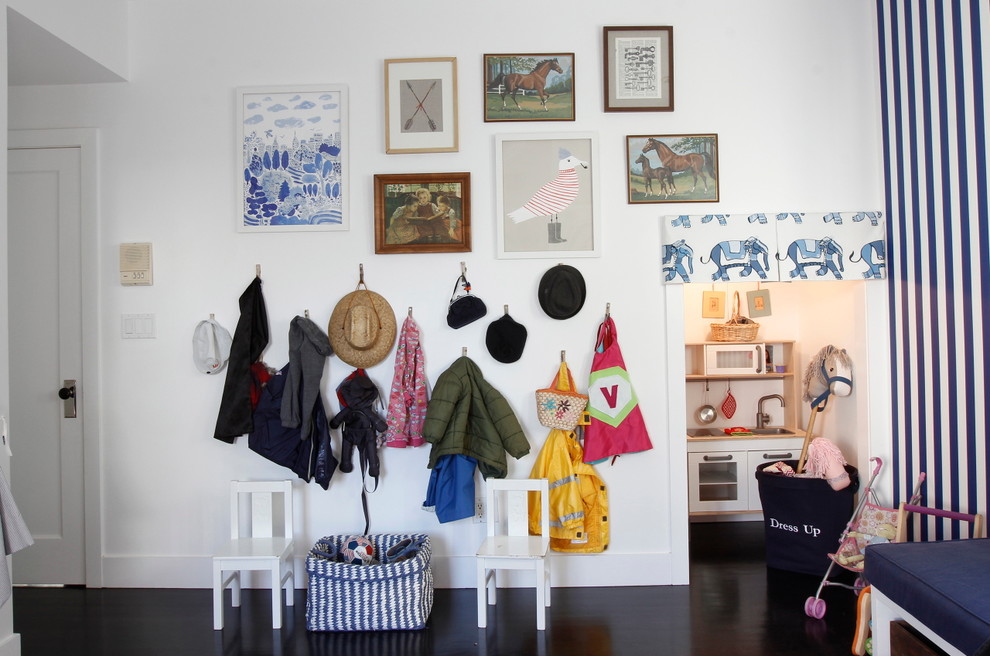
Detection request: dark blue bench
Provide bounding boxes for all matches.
[865,538,990,655]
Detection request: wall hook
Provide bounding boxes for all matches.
[408,306,413,317]
[304,309,310,319]
[210,313,215,321]
[462,347,468,357]
[460,261,467,277]
[561,350,566,362]
[504,304,509,315]
[605,302,611,319]
[255,264,261,278]
[358,263,365,285]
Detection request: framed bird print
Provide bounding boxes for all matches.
[385,57,459,154]
[495,133,600,259]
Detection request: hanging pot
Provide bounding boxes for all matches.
[696,380,717,424]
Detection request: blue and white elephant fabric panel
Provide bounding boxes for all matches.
[659,213,778,284]
[775,212,886,281]
[659,211,886,284]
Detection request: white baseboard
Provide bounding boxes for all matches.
[0,633,21,656]
[100,551,680,589]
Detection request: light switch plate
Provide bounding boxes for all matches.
[121,314,156,339]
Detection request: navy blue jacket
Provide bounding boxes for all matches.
[249,364,336,489]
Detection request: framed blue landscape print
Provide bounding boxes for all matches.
[236,85,349,232]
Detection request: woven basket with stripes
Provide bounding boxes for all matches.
[305,534,433,631]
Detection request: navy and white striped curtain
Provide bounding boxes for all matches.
[877,0,988,538]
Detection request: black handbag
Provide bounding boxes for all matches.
[446,274,487,329]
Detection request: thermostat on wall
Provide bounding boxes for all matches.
[120,242,153,286]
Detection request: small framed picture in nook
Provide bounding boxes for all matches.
[384,57,458,154]
[626,134,719,203]
[374,172,471,254]
[484,53,575,122]
[236,84,348,232]
[495,132,600,259]
[603,26,673,112]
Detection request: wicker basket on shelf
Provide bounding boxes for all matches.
[710,291,760,342]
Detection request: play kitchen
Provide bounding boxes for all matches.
[685,338,804,516]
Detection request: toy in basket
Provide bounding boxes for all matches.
[710,291,759,342]
[306,534,433,631]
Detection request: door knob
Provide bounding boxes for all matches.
[59,379,77,418]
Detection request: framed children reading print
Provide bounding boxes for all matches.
[374,172,471,254]
[237,84,349,232]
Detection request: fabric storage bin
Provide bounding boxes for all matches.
[755,461,859,576]
[306,534,433,631]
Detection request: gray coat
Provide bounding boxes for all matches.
[280,316,333,437]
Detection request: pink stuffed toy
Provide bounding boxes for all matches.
[806,437,850,490]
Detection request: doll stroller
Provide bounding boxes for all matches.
[803,457,924,619]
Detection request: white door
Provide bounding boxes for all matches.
[7,146,86,585]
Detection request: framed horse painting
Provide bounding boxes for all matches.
[626,134,719,203]
[483,54,575,122]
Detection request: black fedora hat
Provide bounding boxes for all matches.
[538,265,586,320]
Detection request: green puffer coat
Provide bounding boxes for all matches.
[423,356,529,478]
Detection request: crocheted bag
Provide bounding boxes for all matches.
[535,362,588,431]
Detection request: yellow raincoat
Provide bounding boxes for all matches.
[528,428,609,553]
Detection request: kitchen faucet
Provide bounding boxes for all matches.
[756,394,785,428]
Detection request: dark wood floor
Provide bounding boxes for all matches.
[13,521,859,655]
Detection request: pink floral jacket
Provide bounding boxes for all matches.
[384,316,429,447]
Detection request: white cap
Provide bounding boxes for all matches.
[192,319,232,374]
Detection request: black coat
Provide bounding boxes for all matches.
[214,277,270,442]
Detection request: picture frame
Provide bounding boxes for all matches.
[384,57,458,154]
[701,291,726,318]
[747,289,773,317]
[484,53,575,122]
[626,134,719,203]
[374,172,471,254]
[603,26,673,112]
[495,133,600,259]
[236,85,348,232]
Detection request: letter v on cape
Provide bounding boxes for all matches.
[583,316,652,464]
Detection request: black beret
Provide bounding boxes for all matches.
[485,314,528,363]
[538,265,586,320]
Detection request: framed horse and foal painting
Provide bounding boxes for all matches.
[625,134,719,203]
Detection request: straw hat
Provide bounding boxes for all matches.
[328,286,397,369]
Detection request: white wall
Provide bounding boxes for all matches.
[7,0,884,589]
[6,0,128,80]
